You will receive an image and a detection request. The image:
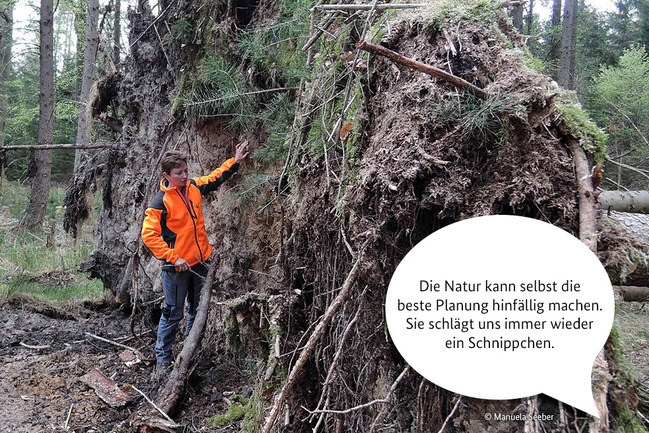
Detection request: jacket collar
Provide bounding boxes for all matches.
[160,178,189,192]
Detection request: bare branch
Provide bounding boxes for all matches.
[2,142,116,150]
[315,4,425,11]
[357,40,487,99]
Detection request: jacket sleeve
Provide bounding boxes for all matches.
[142,207,180,264]
[193,157,240,195]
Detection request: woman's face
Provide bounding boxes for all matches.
[163,162,188,188]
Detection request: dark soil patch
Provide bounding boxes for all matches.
[0,301,252,433]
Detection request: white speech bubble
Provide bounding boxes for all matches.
[386,215,614,417]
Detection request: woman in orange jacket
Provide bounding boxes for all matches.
[142,141,248,376]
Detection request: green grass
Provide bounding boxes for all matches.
[0,180,105,307]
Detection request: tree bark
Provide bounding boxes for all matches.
[526,0,534,35]
[74,0,99,170]
[357,41,487,99]
[113,0,120,68]
[559,0,578,89]
[0,1,13,151]
[22,0,54,231]
[550,0,562,80]
[569,138,610,432]
[598,191,649,213]
[510,5,524,32]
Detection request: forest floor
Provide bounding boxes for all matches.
[0,298,255,433]
[0,295,648,433]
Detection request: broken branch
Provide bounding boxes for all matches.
[1,142,116,151]
[315,4,425,11]
[302,11,340,52]
[357,40,487,99]
[85,332,152,362]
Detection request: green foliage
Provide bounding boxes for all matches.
[0,182,104,306]
[460,92,515,147]
[236,16,309,88]
[166,18,195,45]
[590,45,649,188]
[608,324,649,433]
[179,2,311,163]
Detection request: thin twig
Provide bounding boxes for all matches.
[302,11,341,52]
[1,142,115,150]
[606,158,649,182]
[19,342,51,350]
[260,245,367,433]
[601,95,649,148]
[183,87,298,108]
[305,366,410,415]
[85,332,152,362]
[132,385,176,424]
[315,4,425,11]
[64,404,73,430]
[437,396,462,433]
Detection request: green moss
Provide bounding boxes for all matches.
[206,403,250,427]
[613,404,649,433]
[554,95,608,162]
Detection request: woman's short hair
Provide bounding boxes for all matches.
[160,151,188,175]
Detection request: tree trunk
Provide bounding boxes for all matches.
[569,138,610,431]
[510,5,524,33]
[74,0,99,170]
[550,0,562,81]
[22,0,54,231]
[526,0,534,35]
[598,190,649,213]
[559,0,578,89]
[74,9,85,94]
[615,286,649,302]
[113,0,121,68]
[0,1,13,151]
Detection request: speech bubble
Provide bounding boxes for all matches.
[385,215,614,417]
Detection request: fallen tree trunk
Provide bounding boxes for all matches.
[154,262,216,416]
[1,142,115,150]
[569,139,609,432]
[598,191,649,214]
[357,40,487,99]
[614,285,649,302]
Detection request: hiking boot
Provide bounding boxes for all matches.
[153,362,171,382]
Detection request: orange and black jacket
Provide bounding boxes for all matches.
[142,158,239,270]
